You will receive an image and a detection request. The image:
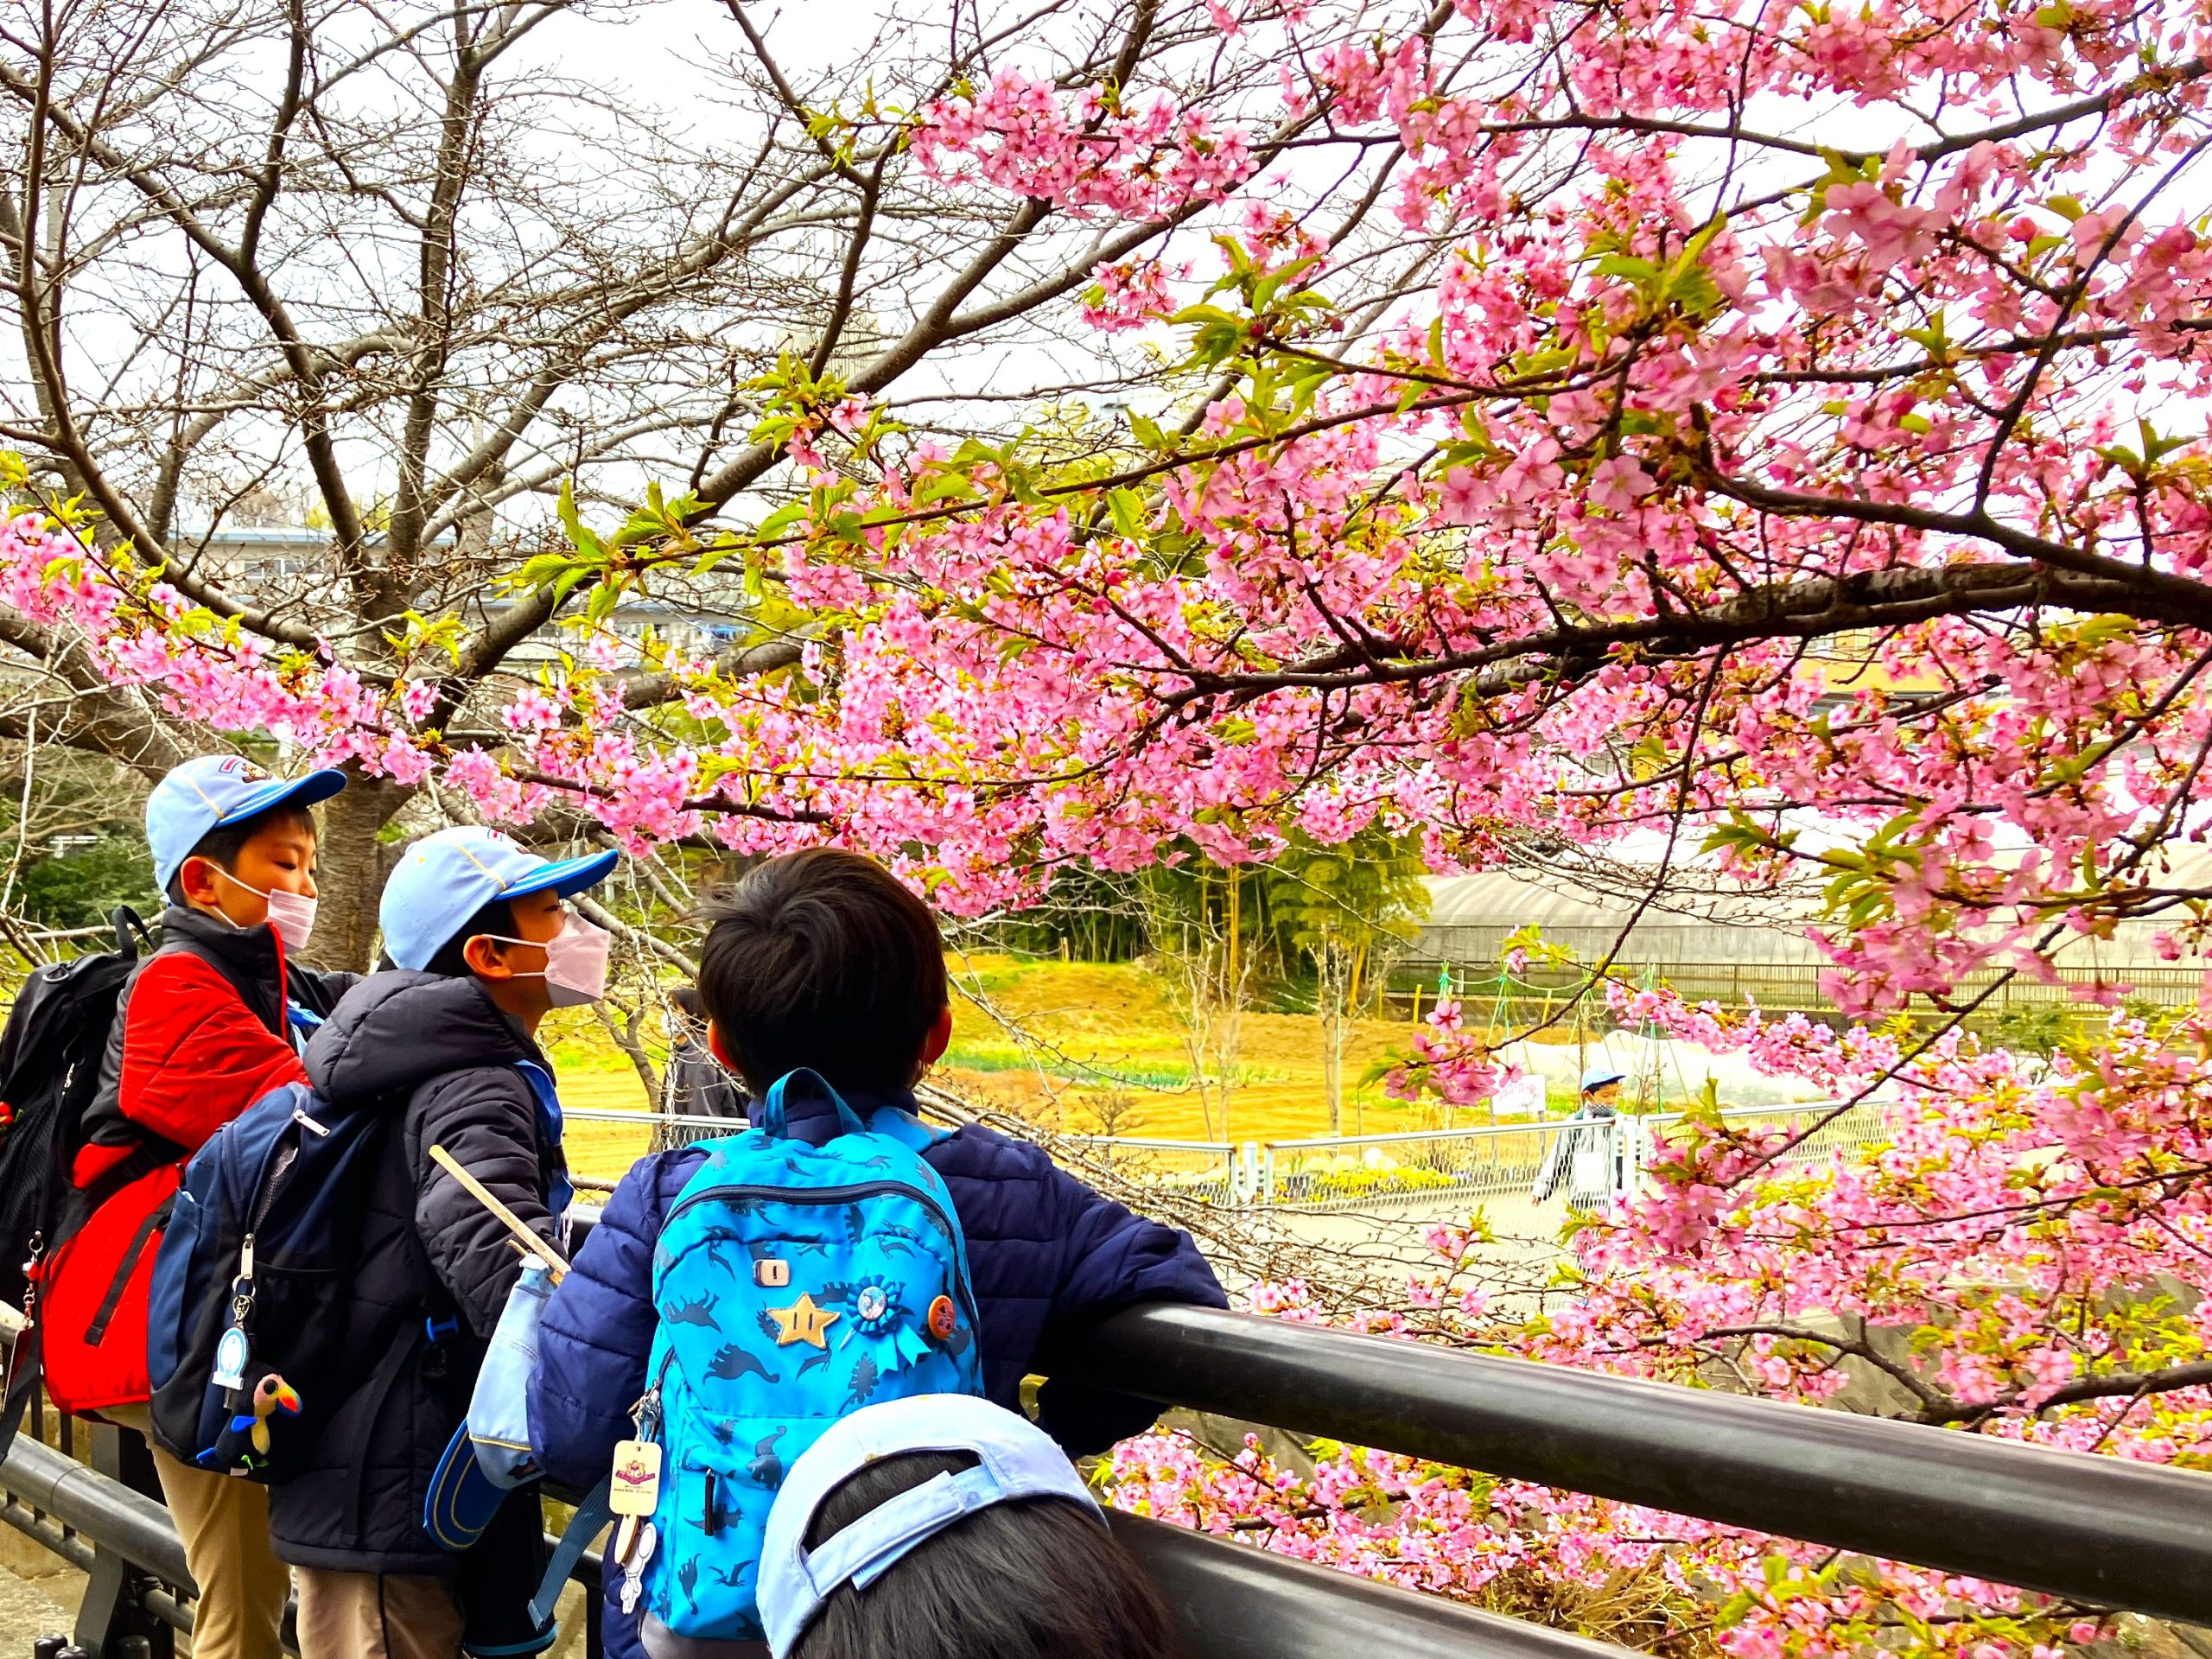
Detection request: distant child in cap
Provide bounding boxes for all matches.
[43,753,353,1659]
[759,1394,1177,1659]
[1532,1065,1630,1207]
[275,826,620,1659]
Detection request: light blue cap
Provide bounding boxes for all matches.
[145,754,346,895]
[758,1395,1106,1657]
[1582,1065,1627,1092]
[378,826,617,971]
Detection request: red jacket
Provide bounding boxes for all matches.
[41,906,353,1414]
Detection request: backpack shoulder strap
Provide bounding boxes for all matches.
[864,1107,946,1154]
[111,905,152,961]
[531,1474,613,1630]
[754,1068,864,1142]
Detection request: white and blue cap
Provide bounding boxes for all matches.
[146,754,347,895]
[378,826,618,971]
[758,1394,1107,1657]
[1582,1064,1627,1092]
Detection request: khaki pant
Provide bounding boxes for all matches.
[105,1404,290,1659]
[295,1568,465,1659]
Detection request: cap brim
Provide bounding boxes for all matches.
[502,848,619,901]
[213,767,349,826]
[424,1425,507,1551]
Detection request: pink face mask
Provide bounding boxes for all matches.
[485,915,613,1007]
[209,866,319,953]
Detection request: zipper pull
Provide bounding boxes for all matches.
[292,1107,330,1137]
[240,1235,255,1283]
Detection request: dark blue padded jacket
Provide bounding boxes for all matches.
[529,1085,1225,1659]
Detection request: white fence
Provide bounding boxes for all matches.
[559,1098,1893,1213]
[1103,1099,1895,1214]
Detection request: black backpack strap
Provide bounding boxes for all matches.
[111,905,152,960]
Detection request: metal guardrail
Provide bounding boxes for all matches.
[1069,1305,2212,1626]
[0,1420,1626,1659]
[1078,1098,1894,1213]
[7,1258,2210,1652]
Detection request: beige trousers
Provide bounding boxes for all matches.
[106,1403,290,1659]
[294,1568,465,1659]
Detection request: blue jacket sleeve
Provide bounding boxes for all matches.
[1033,1165,1227,1455]
[529,1154,670,1494]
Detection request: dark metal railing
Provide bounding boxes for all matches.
[8,1287,2212,1654]
[0,1418,1627,1659]
[1066,1305,2212,1626]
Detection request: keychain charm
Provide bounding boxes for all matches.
[212,1325,250,1390]
[618,1521,656,1615]
[609,1439,662,1515]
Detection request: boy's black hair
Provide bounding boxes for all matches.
[423,898,517,979]
[166,801,319,906]
[695,849,947,1096]
[794,1449,1178,1659]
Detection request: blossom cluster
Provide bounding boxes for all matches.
[1096,1004,2212,1656]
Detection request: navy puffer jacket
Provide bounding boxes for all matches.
[531,1084,1225,1659]
[274,970,567,1574]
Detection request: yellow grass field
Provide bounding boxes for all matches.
[548,954,1484,1185]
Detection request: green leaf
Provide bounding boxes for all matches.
[1107,487,1148,539]
[754,500,810,541]
[556,479,605,563]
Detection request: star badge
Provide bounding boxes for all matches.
[767,1292,841,1349]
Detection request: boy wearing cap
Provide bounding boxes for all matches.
[46,753,353,1659]
[277,826,616,1659]
[531,848,1225,1659]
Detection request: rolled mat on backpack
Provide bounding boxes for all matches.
[425,1259,556,1551]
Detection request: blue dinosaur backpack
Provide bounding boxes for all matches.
[598,1067,984,1644]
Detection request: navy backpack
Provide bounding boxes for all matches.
[146,1080,397,1480]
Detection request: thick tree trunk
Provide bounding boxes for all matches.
[305,770,411,973]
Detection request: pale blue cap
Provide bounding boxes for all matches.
[758,1395,1106,1657]
[146,754,346,894]
[378,826,616,970]
[1582,1065,1627,1092]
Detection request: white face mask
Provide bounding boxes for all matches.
[207,865,318,953]
[485,914,612,1007]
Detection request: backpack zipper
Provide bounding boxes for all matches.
[234,1105,316,1312]
[664,1179,980,1336]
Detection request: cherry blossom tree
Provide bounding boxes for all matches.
[0,0,1357,961]
[1,0,2202,956]
[12,0,2204,999]
[7,0,2212,1643]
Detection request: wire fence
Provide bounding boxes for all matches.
[1261,1122,1572,1212]
[1056,1135,1249,1206]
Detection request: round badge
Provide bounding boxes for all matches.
[855,1285,889,1323]
[927,1295,957,1341]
